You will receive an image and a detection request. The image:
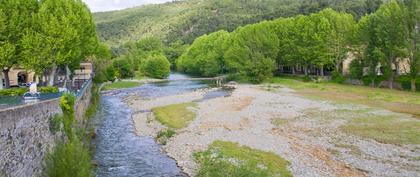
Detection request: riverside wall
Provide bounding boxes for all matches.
[0,80,92,177]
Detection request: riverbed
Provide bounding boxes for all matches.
[91,73,222,177]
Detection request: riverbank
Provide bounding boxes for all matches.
[126,84,419,177]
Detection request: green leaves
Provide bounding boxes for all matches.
[141,54,171,79]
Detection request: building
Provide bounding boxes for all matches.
[342,53,411,76]
[0,67,37,88]
[1,62,93,89]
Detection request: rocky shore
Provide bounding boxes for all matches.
[126,85,420,177]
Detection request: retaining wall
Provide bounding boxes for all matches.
[0,80,92,177]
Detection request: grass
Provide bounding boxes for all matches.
[102,81,141,91]
[194,141,292,177]
[152,102,197,129]
[155,129,176,145]
[341,115,420,145]
[271,118,289,127]
[269,77,420,116]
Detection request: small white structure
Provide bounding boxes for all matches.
[29,82,37,94]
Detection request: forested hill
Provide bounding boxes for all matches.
[94,0,382,48]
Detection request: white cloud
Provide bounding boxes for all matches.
[82,0,173,12]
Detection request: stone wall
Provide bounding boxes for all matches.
[0,80,92,177]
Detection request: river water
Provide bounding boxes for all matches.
[92,73,222,177]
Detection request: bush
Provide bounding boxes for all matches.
[43,139,92,177]
[302,75,312,82]
[112,57,135,79]
[49,115,63,134]
[397,75,420,91]
[349,59,363,80]
[141,54,170,79]
[156,129,176,145]
[0,88,27,96]
[331,71,346,84]
[59,93,76,139]
[362,75,386,87]
[39,86,59,93]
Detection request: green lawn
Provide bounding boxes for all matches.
[152,102,197,129]
[341,115,420,145]
[194,141,292,177]
[268,77,420,116]
[102,81,141,91]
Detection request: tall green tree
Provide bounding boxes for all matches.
[0,0,38,88]
[403,0,420,91]
[224,22,279,83]
[177,30,230,77]
[373,0,408,89]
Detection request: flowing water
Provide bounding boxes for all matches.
[92,73,229,177]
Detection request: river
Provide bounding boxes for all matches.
[91,73,215,177]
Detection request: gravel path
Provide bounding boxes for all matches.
[126,85,420,177]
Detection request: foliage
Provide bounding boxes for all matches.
[397,75,420,91]
[194,141,292,177]
[140,54,171,79]
[152,102,197,129]
[164,40,189,68]
[331,71,346,83]
[94,0,379,48]
[112,57,135,79]
[39,86,59,93]
[349,59,364,79]
[59,93,76,139]
[341,115,420,145]
[49,115,63,134]
[0,88,27,96]
[156,129,176,145]
[224,22,279,83]
[43,138,92,177]
[177,30,230,77]
[102,81,140,91]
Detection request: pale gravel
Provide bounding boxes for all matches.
[126,84,420,177]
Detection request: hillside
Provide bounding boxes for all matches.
[94,0,380,48]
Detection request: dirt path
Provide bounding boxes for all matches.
[127,85,420,177]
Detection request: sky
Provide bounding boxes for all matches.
[82,0,173,12]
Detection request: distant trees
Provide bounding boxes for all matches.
[224,23,279,83]
[177,30,230,77]
[141,54,171,79]
[175,1,419,89]
[0,0,101,88]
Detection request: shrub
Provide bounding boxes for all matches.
[349,59,363,80]
[156,129,176,145]
[141,54,171,79]
[0,88,27,96]
[59,93,76,139]
[397,75,420,91]
[49,115,63,134]
[39,86,59,93]
[331,71,346,84]
[112,57,135,79]
[302,75,312,82]
[43,139,92,177]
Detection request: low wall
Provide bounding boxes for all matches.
[0,80,92,177]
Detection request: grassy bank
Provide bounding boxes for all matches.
[194,141,292,177]
[152,102,197,129]
[268,77,420,116]
[102,81,141,91]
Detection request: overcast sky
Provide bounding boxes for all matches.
[82,0,173,12]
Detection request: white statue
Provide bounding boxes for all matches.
[29,82,38,94]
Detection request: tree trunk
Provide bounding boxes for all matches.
[2,69,10,89]
[304,66,308,76]
[389,72,394,89]
[411,78,417,92]
[64,65,71,89]
[320,65,324,77]
[48,65,57,86]
[292,66,296,75]
[371,78,375,88]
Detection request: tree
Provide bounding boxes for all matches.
[224,22,279,83]
[373,1,408,89]
[403,0,420,91]
[141,54,171,79]
[0,0,38,88]
[177,30,230,77]
[164,40,189,68]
